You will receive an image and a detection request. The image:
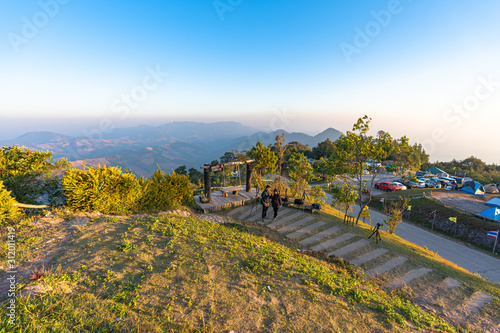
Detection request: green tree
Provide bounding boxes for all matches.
[188,168,203,188]
[219,151,236,164]
[174,165,187,176]
[330,182,358,224]
[309,185,327,203]
[287,152,315,198]
[311,138,336,160]
[284,141,311,163]
[272,133,288,176]
[326,116,411,223]
[0,146,70,204]
[384,196,409,234]
[248,142,277,187]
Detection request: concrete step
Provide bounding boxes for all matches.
[267,211,305,228]
[330,239,370,258]
[287,221,326,239]
[382,268,433,291]
[227,205,248,216]
[366,257,408,279]
[277,216,315,234]
[350,248,388,266]
[311,233,355,252]
[299,227,340,247]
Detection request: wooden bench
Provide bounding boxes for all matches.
[221,186,244,198]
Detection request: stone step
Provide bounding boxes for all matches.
[382,268,433,291]
[287,221,326,239]
[239,206,256,219]
[311,233,355,252]
[365,257,408,279]
[350,248,388,266]
[255,208,294,223]
[413,277,462,307]
[330,239,370,258]
[299,227,340,246]
[277,216,315,233]
[464,291,494,317]
[227,205,248,216]
[267,211,305,228]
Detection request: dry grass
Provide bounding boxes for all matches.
[2,211,458,332]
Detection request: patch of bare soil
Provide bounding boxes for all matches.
[431,191,494,214]
[0,213,92,299]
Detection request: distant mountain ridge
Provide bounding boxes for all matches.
[0,121,343,176]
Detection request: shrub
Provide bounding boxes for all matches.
[140,169,192,211]
[62,165,143,214]
[0,146,69,204]
[0,180,21,224]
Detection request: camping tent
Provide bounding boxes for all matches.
[425,167,449,177]
[484,184,500,194]
[460,181,485,195]
[486,198,500,208]
[480,207,500,221]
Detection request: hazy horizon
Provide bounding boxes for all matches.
[2,1,499,164]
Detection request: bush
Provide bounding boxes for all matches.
[62,165,143,214]
[140,169,192,211]
[0,181,21,224]
[0,146,69,204]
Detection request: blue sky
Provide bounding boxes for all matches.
[1,0,500,163]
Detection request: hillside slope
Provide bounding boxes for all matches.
[2,212,456,332]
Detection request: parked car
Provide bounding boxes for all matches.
[375,182,402,192]
[424,179,437,188]
[403,180,418,189]
[392,181,407,190]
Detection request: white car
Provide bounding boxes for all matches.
[392,181,407,190]
[417,181,426,188]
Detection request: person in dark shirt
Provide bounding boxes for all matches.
[260,185,271,222]
[271,188,282,221]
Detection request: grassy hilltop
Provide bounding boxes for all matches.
[1,210,459,332]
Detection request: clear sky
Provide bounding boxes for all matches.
[1,1,499,163]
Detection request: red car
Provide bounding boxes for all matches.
[375,182,402,192]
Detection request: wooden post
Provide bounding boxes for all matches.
[246,162,252,192]
[204,166,211,202]
[432,211,436,231]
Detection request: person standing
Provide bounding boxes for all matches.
[261,185,271,222]
[271,189,282,221]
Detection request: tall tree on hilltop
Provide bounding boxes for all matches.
[311,138,336,160]
[326,116,414,224]
[287,152,315,198]
[272,133,288,187]
[248,142,277,189]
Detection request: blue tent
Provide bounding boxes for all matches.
[460,181,485,195]
[480,207,500,221]
[425,167,449,177]
[486,198,500,208]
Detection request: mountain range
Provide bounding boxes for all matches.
[0,121,342,176]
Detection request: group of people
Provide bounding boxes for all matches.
[260,185,282,222]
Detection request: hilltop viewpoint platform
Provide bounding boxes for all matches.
[195,187,260,213]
